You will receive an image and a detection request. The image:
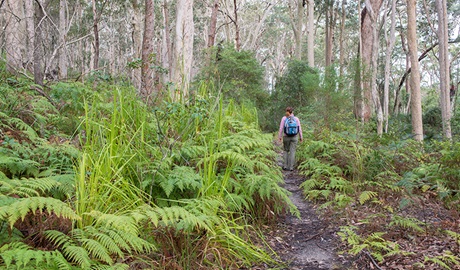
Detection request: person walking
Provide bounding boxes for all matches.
[278,107,303,171]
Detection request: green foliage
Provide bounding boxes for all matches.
[338,226,410,263]
[0,196,80,227]
[198,45,270,129]
[424,251,460,270]
[0,242,72,270]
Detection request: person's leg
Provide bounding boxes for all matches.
[283,136,290,169]
[288,136,298,170]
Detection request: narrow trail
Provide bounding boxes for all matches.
[264,160,350,269]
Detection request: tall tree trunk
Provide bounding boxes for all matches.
[5,0,25,74]
[383,0,396,133]
[141,0,155,101]
[233,0,240,51]
[435,0,452,139]
[325,0,334,66]
[34,0,45,85]
[162,0,172,82]
[294,0,303,60]
[407,0,423,141]
[339,0,346,77]
[131,0,142,90]
[25,0,34,72]
[59,0,68,79]
[360,0,383,122]
[173,0,194,97]
[92,0,99,71]
[207,0,219,48]
[307,0,314,66]
[354,1,364,121]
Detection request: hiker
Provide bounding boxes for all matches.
[278,107,303,171]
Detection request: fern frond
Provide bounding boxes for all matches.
[87,211,139,235]
[2,197,80,227]
[0,155,40,178]
[389,215,424,233]
[358,191,378,205]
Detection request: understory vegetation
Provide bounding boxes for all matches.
[0,71,297,269]
[297,122,460,269]
[2,52,460,269]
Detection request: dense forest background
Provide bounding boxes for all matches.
[1,0,460,269]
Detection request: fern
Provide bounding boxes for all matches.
[0,241,71,269]
[0,197,80,227]
[0,155,40,178]
[157,166,202,198]
[389,215,424,233]
[358,190,378,205]
[424,251,460,270]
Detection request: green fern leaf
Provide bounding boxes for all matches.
[359,191,378,205]
[5,197,80,227]
[62,245,92,268]
[81,238,113,264]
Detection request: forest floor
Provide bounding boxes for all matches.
[259,153,352,270]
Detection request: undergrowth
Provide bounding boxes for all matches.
[297,122,460,269]
[0,73,296,268]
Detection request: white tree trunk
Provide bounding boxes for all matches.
[141,0,155,101]
[162,0,172,83]
[59,0,68,79]
[435,0,452,139]
[131,0,143,90]
[5,0,25,74]
[173,0,194,98]
[307,0,315,67]
[24,0,34,72]
[407,0,424,141]
[383,0,396,133]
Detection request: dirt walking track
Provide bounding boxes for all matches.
[261,166,350,270]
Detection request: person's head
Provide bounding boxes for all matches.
[285,107,293,116]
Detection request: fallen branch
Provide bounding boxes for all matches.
[363,250,383,270]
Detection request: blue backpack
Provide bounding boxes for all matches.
[284,116,299,136]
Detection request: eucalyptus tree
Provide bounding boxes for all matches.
[141,0,155,101]
[383,0,396,133]
[4,0,25,74]
[173,0,194,97]
[435,0,452,139]
[59,0,67,79]
[407,0,423,141]
[358,0,383,125]
[307,0,314,67]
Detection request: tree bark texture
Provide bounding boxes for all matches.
[339,0,346,76]
[25,0,34,72]
[435,0,452,139]
[131,0,143,90]
[173,0,194,97]
[141,0,155,101]
[207,0,219,48]
[233,0,240,51]
[359,0,383,122]
[34,0,45,85]
[294,0,304,60]
[325,0,335,66]
[161,0,172,83]
[5,0,25,74]
[59,0,68,79]
[407,0,424,141]
[92,0,99,71]
[307,0,314,66]
[383,0,396,133]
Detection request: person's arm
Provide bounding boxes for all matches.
[278,116,286,141]
[296,117,303,141]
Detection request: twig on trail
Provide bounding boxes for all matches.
[363,250,383,270]
[305,232,322,242]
